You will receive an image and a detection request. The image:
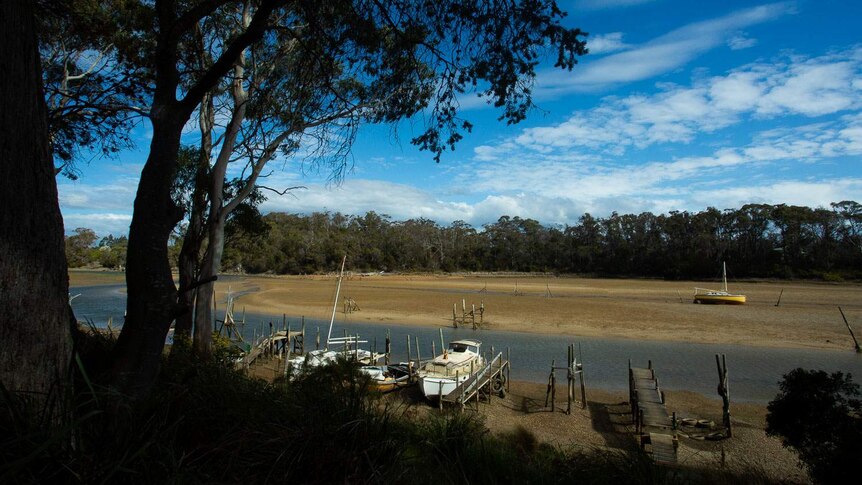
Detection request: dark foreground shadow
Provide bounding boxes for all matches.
[587,400,635,450]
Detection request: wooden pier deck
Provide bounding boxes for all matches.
[238,330,305,368]
[442,352,509,409]
[629,361,678,465]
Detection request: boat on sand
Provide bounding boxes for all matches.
[694,262,746,305]
[359,364,411,392]
[418,339,484,399]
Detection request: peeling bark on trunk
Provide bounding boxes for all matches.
[0,0,73,416]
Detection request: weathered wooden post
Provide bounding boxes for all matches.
[506,347,511,392]
[299,317,305,354]
[285,321,291,359]
[268,321,274,356]
[480,301,484,323]
[471,304,476,328]
[462,298,467,324]
[545,360,556,411]
[578,359,586,409]
[716,353,732,438]
[439,328,445,355]
[415,336,421,369]
[431,341,436,361]
[839,307,861,352]
[385,329,391,365]
[315,325,320,350]
[438,380,444,411]
[407,335,413,381]
[453,303,458,328]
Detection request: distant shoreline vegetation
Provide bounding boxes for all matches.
[67,201,862,280]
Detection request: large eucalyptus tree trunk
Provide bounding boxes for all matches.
[110,114,185,395]
[0,0,74,416]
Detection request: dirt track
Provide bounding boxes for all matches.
[70,271,862,351]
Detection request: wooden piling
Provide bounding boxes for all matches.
[385,330,391,365]
[506,347,511,392]
[407,335,413,381]
[839,306,861,352]
[545,359,556,411]
[716,353,732,438]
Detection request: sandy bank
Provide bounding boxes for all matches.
[70,271,862,352]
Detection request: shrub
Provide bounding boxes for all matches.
[766,368,862,484]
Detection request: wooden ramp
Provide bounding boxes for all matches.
[442,352,509,408]
[629,361,678,465]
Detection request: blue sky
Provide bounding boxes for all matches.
[58,0,862,236]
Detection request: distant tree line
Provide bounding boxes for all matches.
[67,201,862,280]
[216,202,862,279]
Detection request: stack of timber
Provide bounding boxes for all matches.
[628,360,678,466]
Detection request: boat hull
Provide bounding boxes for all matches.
[420,375,470,399]
[694,294,746,305]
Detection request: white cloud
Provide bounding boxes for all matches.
[62,213,132,237]
[58,178,138,211]
[727,34,758,50]
[259,178,476,223]
[504,48,862,156]
[585,32,631,55]
[538,2,796,94]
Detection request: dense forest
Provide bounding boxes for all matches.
[69,201,862,280]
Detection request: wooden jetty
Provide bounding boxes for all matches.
[441,350,510,410]
[628,360,678,466]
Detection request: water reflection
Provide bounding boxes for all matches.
[72,283,862,403]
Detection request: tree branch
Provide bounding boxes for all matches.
[257,185,306,196]
[178,0,284,117]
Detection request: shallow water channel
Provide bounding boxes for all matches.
[71,283,862,403]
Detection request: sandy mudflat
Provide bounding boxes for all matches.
[70,271,862,351]
[223,273,861,352]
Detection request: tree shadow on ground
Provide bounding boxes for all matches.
[587,400,636,450]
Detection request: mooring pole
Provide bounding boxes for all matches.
[839,306,861,352]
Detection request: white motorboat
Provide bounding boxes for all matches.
[418,339,484,399]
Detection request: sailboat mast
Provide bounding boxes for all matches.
[722,261,728,293]
[325,255,347,350]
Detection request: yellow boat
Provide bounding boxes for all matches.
[693,262,746,305]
